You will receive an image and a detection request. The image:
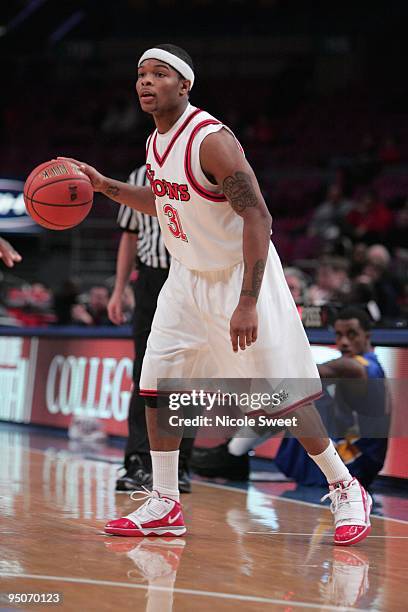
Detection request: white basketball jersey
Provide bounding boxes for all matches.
[145,104,244,271]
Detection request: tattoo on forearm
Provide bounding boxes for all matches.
[223,171,258,213]
[106,184,120,197]
[241,259,266,298]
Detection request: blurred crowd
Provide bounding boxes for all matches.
[0,178,407,328]
[1,77,408,328]
[280,182,408,324]
[0,278,135,328]
[0,225,406,329]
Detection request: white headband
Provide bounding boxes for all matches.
[138,48,195,90]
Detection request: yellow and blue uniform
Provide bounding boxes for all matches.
[275,351,390,488]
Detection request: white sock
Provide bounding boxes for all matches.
[228,433,255,456]
[228,429,273,456]
[308,440,351,485]
[151,450,180,502]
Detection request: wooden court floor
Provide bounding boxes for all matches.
[1,429,408,611]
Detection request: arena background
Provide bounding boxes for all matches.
[0,0,407,477]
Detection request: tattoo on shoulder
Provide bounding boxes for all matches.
[241,259,266,299]
[106,184,120,197]
[223,171,258,213]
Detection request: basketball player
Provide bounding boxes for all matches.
[0,237,22,267]
[193,307,389,489]
[59,43,372,546]
[274,307,389,488]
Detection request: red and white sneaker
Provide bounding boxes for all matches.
[104,489,186,537]
[321,478,372,546]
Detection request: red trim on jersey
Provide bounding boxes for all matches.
[146,133,153,157]
[152,108,203,168]
[185,119,228,202]
[140,389,158,396]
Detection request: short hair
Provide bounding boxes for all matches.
[367,244,391,269]
[335,306,372,331]
[319,256,349,273]
[284,267,307,291]
[154,43,194,72]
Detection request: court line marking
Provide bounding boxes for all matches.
[194,480,408,525]
[0,572,367,611]
[247,532,408,538]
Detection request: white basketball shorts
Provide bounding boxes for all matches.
[140,243,321,415]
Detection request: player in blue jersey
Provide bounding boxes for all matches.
[194,307,390,489]
[275,307,390,488]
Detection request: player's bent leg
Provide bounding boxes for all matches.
[290,403,372,546]
[105,404,186,537]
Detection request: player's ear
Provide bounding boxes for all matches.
[179,79,190,96]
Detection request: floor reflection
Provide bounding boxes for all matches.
[0,424,405,612]
[105,537,186,612]
[42,448,118,520]
[320,548,370,607]
[225,487,379,609]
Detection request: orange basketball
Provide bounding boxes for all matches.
[24,160,93,230]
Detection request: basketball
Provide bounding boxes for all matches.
[24,159,93,230]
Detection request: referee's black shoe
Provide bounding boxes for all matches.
[116,453,192,493]
[116,454,153,492]
[178,455,192,494]
[190,442,249,481]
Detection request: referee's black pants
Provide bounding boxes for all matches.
[125,263,195,468]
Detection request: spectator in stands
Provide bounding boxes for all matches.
[350,242,368,277]
[0,237,22,268]
[29,283,53,311]
[356,245,401,319]
[307,257,351,306]
[54,278,81,325]
[346,190,392,244]
[0,239,22,325]
[71,285,112,326]
[4,282,54,327]
[308,184,352,241]
[284,267,307,304]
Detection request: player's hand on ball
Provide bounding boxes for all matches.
[0,237,22,267]
[108,290,124,325]
[57,157,106,192]
[230,304,258,352]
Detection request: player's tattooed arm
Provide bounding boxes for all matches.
[241,259,266,299]
[102,180,156,216]
[200,129,272,351]
[223,172,258,213]
[57,157,156,216]
[105,184,120,197]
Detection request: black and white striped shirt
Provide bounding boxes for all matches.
[117,165,170,269]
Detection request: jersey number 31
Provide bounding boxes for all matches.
[163,203,188,242]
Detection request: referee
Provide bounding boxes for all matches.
[108,165,193,493]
